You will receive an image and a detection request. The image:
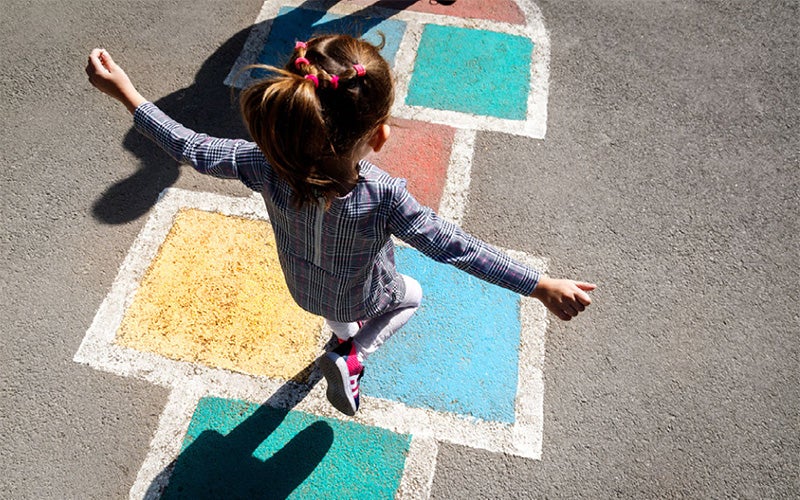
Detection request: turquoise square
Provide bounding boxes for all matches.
[363,246,522,423]
[164,397,411,499]
[253,7,406,79]
[406,24,533,120]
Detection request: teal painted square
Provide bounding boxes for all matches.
[363,247,521,423]
[406,24,533,120]
[164,397,410,499]
[253,7,406,79]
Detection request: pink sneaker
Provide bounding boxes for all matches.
[319,340,364,416]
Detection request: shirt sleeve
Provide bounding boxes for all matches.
[387,183,540,296]
[133,101,268,192]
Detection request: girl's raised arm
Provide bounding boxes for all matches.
[85,49,268,192]
[388,184,596,321]
[85,48,146,114]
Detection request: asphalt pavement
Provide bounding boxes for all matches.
[1,0,797,498]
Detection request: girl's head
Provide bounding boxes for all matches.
[240,34,394,206]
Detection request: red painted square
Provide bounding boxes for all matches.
[365,118,455,211]
[348,0,525,25]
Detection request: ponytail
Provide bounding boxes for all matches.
[240,34,394,207]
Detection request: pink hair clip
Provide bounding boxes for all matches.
[295,41,308,50]
[294,57,310,69]
[304,74,319,88]
[330,75,339,89]
[353,64,366,77]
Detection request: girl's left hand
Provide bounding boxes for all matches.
[530,276,596,321]
[85,48,146,113]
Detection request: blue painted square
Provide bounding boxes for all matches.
[363,247,522,423]
[253,7,406,79]
[164,397,411,499]
[406,24,533,120]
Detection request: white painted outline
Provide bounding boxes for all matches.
[225,0,550,139]
[74,188,548,499]
[438,128,475,225]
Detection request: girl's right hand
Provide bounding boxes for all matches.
[530,276,596,321]
[85,48,146,113]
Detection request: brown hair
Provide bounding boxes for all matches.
[239,34,394,206]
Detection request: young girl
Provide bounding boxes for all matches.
[86,35,595,417]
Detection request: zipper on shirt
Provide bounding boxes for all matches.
[312,197,325,267]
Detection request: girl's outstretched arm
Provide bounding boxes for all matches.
[530,277,596,321]
[387,183,596,320]
[85,48,146,113]
[85,49,269,191]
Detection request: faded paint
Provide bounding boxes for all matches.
[116,209,323,381]
[253,6,407,76]
[367,117,456,211]
[406,24,533,120]
[348,0,526,25]
[365,245,522,423]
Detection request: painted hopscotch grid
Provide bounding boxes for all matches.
[76,1,553,497]
[225,0,551,139]
[74,188,548,498]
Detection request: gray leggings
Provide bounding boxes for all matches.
[326,275,423,359]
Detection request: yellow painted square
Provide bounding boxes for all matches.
[115,208,323,381]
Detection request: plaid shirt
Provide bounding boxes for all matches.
[134,102,540,321]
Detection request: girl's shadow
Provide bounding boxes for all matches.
[91,26,251,224]
[92,0,424,224]
[145,358,333,499]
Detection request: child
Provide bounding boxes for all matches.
[86,35,595,417]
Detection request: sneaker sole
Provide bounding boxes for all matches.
[319,354,357,416]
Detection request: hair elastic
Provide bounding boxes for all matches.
[294,57,310,69]
[353,64,366,77]
[304,74,319,87]
[295,41,307,50]
[329,75,339,89]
